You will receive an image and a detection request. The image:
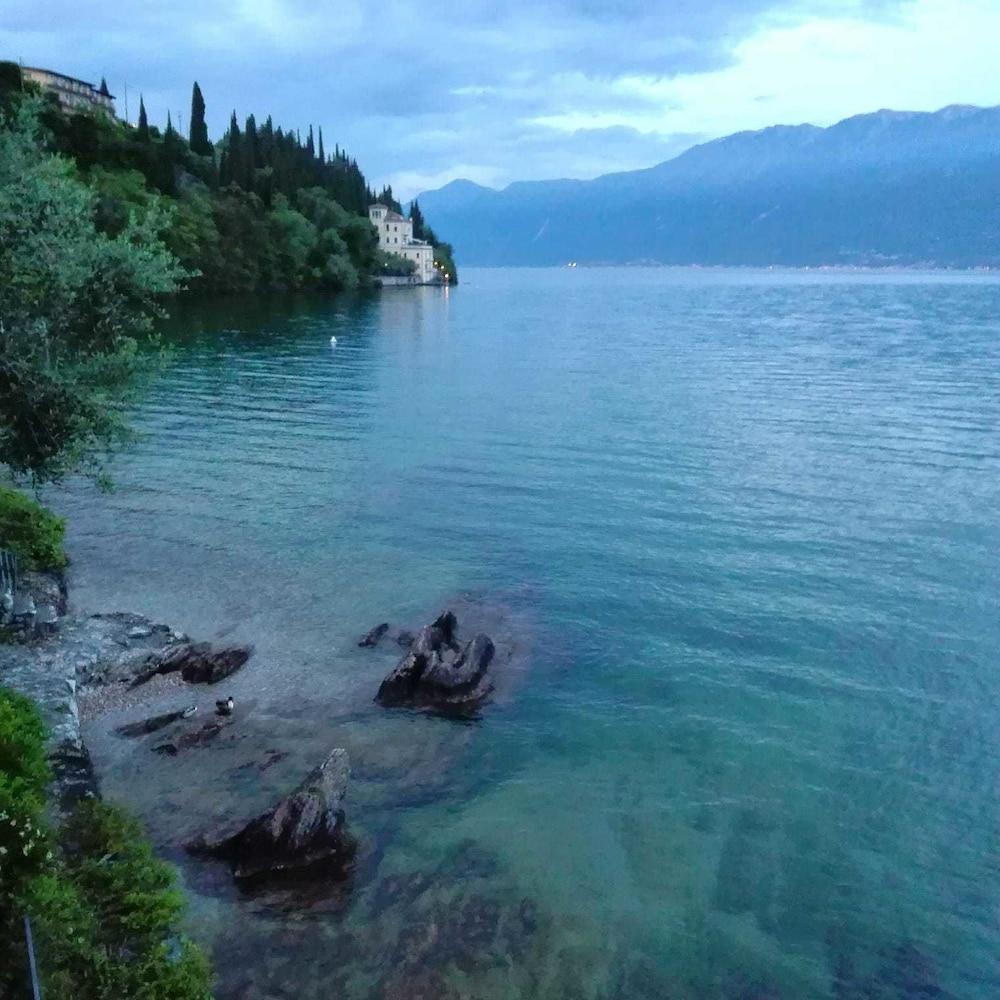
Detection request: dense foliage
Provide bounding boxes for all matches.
[0,64,456,298]
[0,687,212,999]
[0,486,67,570]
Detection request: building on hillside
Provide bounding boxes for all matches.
[20,66,116,117]
[368,203,438,285]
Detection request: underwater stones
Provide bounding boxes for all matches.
[375,611,495,710]
[359,622,390,647]
[152,716,232,755]
[115,704,197,737]
[186,748,356,880]
[132,641,253,687]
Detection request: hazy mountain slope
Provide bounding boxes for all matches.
[417,106,1000,266]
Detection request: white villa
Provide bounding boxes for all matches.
[368,204,437,284]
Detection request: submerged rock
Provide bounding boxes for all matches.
[131,641,253,687]
[375,611,495,710]
[152,716,233,755]
[359,623,390,648]
[186,748,356,880]
[115,704,197,738]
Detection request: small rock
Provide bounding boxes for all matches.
[359,623,390,648]
[115,704,197,738]
[131,642,253,687]
[127,625,153,639]
[395,630,415,648]
[153,717,230,754]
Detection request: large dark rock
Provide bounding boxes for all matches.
[186,749,356,880]
[359,623,390,648]
[375,611,495,710]
[131,641,253,687]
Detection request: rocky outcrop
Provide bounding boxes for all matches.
[375,611,495,710]
[131,641,253,687]
[187,749,356,880]
[358,623,390,647]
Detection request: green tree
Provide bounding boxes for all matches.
[409,199,426,240]
[0,101,186,485]
[137,95,149,142]
[188,82,211,156]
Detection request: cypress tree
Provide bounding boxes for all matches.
[137,96,149,140]
[307,125,315,159]
[409,200,426,241]
[223,111,243,188]
[189,82,212,156]
[318,126,325,165]
[244,114,258,190]
[99,76,110,97]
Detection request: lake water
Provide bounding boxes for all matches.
[52,268,1000,999]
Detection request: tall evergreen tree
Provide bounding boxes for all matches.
[244,114,258,187]
[137,96,149,141]
[220,111,242,188]
[307,125,315,159]
[409,200,426,241]
[318,126,325,165]
[189,81,212,156]
[98,76,110,97]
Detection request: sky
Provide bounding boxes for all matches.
[3,0,998,199]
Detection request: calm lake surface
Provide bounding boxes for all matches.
[53,268,1000,999]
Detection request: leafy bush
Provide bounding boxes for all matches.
[30,800,213,1000]
[0,686,213,1000]
[0,485,67,570]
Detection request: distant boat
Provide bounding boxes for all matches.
[567,261,578,268]
[329,336,337,346]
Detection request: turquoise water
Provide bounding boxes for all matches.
[55,268,1000,998]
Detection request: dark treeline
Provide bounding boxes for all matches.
[0,65,456,293]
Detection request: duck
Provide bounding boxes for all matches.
[215,696,234,717]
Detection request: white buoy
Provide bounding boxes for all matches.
[329,336,337,346]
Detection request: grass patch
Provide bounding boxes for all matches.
[0,485,67,571]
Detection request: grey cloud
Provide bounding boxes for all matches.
[2,0,908,196]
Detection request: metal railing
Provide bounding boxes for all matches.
[24,915,41,1000]
[0,548,17,597]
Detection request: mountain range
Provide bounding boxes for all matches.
[417,105,1000,267]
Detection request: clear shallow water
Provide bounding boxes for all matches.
[52,268,1000,999]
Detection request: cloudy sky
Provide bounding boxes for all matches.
[3,0,998,198]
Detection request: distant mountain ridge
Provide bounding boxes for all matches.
[417,105,1000,267]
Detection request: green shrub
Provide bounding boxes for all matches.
[0,485,67,570]
[0,686,212,999]
[29,799,213,1000]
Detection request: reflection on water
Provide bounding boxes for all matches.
[52,269,1000,998]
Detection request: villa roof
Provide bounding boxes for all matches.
[369,203,408,222]
[23,66,114,97]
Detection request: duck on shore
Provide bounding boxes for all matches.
[215,696,234,717]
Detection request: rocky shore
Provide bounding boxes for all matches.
[0,571,506,889]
